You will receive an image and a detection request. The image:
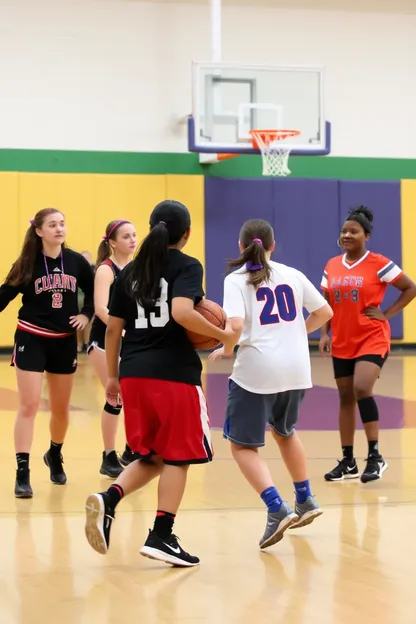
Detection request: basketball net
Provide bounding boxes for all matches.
[249,129,300,177]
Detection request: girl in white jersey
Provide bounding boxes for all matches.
[210,219,333,549]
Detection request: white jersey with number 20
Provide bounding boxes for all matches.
[222,260,327,394]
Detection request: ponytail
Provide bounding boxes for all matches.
[5,208,63,288]
[125,223,169,308]
[228,241,272,287]
[96,239,111,266]
[96,219,131,268]
[227,218,274,288]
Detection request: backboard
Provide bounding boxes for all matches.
[188,62,331,156]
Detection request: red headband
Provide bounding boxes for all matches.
[102,220,129,241]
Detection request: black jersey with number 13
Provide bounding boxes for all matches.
[109,249,204,386]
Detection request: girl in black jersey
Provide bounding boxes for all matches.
[88,220,137,478]
[0,208,94,499]
[84,199,237,567]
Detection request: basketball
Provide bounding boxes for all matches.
[186,299,227,350]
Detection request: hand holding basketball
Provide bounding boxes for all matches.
[186,299,227,350]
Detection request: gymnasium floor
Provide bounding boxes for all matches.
[1,353,415,624]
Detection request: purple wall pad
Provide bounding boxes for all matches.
[204,177,340,339]
[270,178,340,338]
[205,373,404,432]
[204,177,274,303]
[338,181,403,338]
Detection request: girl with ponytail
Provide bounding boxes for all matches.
[0,208,94,498]
[88,219,137,478]
[209,218,331,549]
[85,199,237,567]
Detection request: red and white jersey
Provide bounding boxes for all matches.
[321,251,403,359]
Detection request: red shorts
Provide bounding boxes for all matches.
[120,377,213,465]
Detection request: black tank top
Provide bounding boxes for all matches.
[89,259,121,349]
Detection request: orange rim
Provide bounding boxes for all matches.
[249,129,300,150]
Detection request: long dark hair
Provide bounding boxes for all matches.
[228,219,274,287]
[5,208,65,288]
[96,220,130,266]
[125,200,191,309]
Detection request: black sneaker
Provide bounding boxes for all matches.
[100,451,124,479]
[85,493,114,555]
[140,530,200,567]
[43,450,67,484]
[324,458,360,481]
[15,470,33,498]
[361,455,388,483]
[120,445,139,467]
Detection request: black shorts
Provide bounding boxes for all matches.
[223,379,306,447]
[332,354,388,379]
[12,329,78,375]
[88,319,105,353]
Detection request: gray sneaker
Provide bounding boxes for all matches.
[259,501,299,550]
[289,495,323,530]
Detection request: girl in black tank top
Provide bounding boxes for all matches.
[88,220,137,478]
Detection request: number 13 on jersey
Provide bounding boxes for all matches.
[135,278,170,329]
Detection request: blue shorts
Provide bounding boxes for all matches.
[223,380,306,447]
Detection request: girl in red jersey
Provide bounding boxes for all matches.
[88,220,137,478]
[319,206,416,483]
[0,208,94,498]
[84,199,237,567]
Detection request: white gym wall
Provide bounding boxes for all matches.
[0,0,414,157]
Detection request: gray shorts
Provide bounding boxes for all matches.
[223,380,306,447]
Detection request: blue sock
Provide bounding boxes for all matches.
[260,486,282,513]
[294,480,311,504]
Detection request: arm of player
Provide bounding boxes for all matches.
[171,260,238,348]
[70,256,95,329]
[384,274,416,318]
[0,282,20,312]
[172,298,236,348]
[209,276,245,360]
[305,302,333,334]
[319,291,332,335]
[104,272,129,405]
[93,264,114,325]
[317,291,333,357]
[208,317,243,361]
[319,266,332,337]
[224,317,243,355]
[106,315,123,378]
[105,315,124,406]
[364,273,416,321]
[299,271,333,334]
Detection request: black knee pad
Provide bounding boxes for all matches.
[357,397,379,423]
[104,401,121,416]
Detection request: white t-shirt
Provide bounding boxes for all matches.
[223,260,327,394]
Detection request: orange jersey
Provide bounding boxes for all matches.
[321,251,403,359]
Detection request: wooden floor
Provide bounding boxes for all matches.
[1,352,416,623]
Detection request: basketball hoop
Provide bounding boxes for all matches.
[249,129,300,177]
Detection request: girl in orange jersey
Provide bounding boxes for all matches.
[319,206,416,483]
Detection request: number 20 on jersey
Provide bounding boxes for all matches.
[257,284,297,325]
